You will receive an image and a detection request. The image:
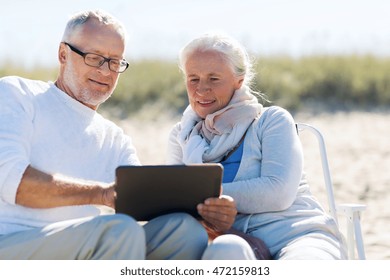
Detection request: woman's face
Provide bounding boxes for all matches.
[184,50,243,119]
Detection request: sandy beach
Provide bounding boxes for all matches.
[116,110,390,260]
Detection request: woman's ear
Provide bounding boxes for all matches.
[236,78,244,89]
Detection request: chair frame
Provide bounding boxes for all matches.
[296,123,366,260]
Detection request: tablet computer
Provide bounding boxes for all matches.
[115,164,223,221]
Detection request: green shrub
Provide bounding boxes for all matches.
[2,55,389,116]
[255,55,390,111]
[107,60,188,115]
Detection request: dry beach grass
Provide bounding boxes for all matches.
[115,109,390,260]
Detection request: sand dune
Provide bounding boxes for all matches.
[117,110,390,260]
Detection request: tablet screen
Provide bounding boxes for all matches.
[115,164,223,221]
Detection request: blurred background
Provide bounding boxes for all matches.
[1,0,390,116]
[1,0,389,259]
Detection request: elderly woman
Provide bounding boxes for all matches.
[167,33,347,260]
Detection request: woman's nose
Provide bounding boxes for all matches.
[196,82,211,95]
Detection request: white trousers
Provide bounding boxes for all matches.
[0,213,208,260]
[202,234,257,260]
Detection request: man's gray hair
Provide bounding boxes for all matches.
[61,9,126,42]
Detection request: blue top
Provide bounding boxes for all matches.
[220,139,244,183]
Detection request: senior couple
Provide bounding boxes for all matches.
[0,9,346,260]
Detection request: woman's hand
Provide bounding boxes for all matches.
[197,195,237,232]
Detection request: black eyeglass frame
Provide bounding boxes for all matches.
[63,42,129,73]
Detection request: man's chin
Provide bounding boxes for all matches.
[92,94,112,107]
[77,95,110,110]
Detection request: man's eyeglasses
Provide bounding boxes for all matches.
[63,42,129,73]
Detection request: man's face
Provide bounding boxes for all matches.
[57,19,125,110]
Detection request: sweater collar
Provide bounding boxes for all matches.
[49,81,97,119]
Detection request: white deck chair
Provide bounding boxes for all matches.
[296,123,367,260]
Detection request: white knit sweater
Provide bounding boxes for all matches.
[0,76,140,234]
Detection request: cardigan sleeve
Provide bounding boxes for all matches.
[222,106,304,214]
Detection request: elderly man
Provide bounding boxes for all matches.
[0,9,208,260]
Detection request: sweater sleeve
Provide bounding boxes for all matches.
[0,77,34,204]
[118,133,141,166]
[166,123,185,164]
[223,107,304,214]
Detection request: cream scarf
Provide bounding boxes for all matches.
[177,86,262,164]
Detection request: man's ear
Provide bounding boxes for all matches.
[58,43,67,64]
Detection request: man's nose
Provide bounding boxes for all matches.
[97,60,111,76]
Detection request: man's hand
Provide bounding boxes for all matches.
[197,195,237,232]
[16,165,116,209]
[102,183,116,209]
